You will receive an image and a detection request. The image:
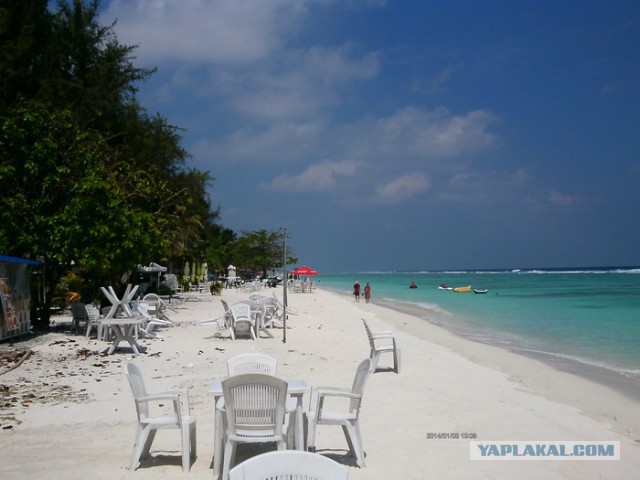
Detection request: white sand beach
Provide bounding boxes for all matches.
[1,287,639,479]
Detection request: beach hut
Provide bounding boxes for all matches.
[135,262,167,294]
[0,255,43,340]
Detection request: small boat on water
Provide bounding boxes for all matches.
[473,289,488,294]
[410,281,418,289]
[453,285,472,293]
[438,284,453,290]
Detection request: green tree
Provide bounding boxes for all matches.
[0,107,162,306]
[0,1,231,326]
[231,229,297,278]
[0,0,51,113]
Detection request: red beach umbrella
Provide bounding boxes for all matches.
[290,265,319,276]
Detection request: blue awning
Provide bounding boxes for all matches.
[0,255,44,265]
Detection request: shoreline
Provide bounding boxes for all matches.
[0,286,639,479]
[323,284,640,405]
[341,287,640,441]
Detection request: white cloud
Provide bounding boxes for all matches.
[102,1,381,122]
[412,62,464,95]
[434,168,532,205]
[194,120,326,164]
[374,106,499,157]
[102,0,309,65]
[214,45,380,121]
[263,160,360,191]
[375,173,430,202]
[338,106,500,165]
[549,191,577,206]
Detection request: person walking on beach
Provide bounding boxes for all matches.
[353,281,361,302]
[364,282,371,303]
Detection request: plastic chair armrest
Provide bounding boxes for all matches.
[316,389,360,401]
[371,331,394,339]
[137,393,181,403]
[308,386,361,409]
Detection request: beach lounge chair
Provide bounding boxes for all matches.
[304,359,372,467]
[123,362,197,473]
[361,318,401,374]
[228,450,348,480]
[221,374,289,480]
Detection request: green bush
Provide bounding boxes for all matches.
[210,281,224,295]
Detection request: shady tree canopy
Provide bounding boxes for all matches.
[0,0,224,324]
[231,229,297,278]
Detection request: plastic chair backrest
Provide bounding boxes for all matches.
[85,304,100,320]
[124,362,150,418]
[71,301,87,320]
[361,318,376,350]
[227,353,277,376]
[222,374,287,438]
[349,359,372,413]
[230,302,251,319]
[228,450,348,480]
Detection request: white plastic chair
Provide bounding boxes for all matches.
[225,354,298,450]
[361,318,401,374]
[228,450,348,480]
[84,304,104,339]
[123,362,197,472]
[70,301,88,334]
[305,359,372,467]
[252,295,283,329]
[251,294,297,330]
[221,374,289,480]
[142,293,176,322]
[132,301,172,338]
[199,299,235,339]
[227,353,278,376]
[229,303,256,340]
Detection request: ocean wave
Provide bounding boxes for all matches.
[521,268,640,275]
[437,267,640,275]
[328,266,640,276]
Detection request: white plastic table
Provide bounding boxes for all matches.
[100,284,139,319]
[208,377,308,475]
[100,317,145,355]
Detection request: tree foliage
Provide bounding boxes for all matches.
[0,0,224,324]
[0,0,298,329]
[232,229,297,278]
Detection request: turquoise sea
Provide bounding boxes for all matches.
[316,268,640,397]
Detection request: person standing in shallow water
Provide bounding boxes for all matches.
[353,281,361,302]
[364,282,371,303]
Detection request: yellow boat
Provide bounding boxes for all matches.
[453,285,471,293]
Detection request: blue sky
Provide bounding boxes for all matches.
[100,0,640,272]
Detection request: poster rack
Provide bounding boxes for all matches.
[0,255,43,341]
